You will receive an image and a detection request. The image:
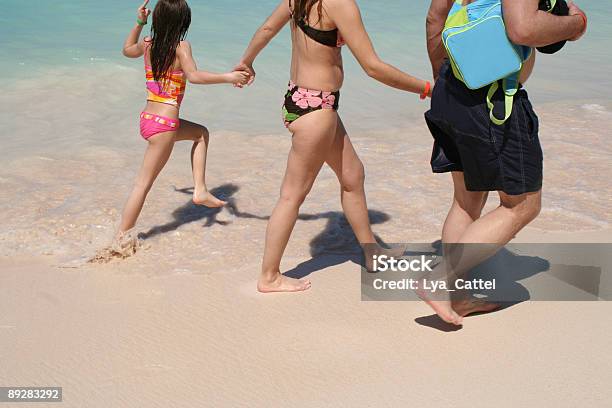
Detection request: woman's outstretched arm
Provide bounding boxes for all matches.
[122,0,151,58]
[235,0,292,84]
[328,0,430,95]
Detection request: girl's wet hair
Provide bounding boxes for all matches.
[290,0,324,27]
[150,0,191,86]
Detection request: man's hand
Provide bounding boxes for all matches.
[568,2,587,41]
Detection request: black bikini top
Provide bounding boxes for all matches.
[290,1,344,48]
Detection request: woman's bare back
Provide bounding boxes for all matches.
[289,0,344,91]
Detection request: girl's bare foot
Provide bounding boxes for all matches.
[257,273,312,293]
[89,229,140,263]
[416,288,463,326]
[452,297,500,317]
[193,189,227,208]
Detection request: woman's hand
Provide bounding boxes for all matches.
[138,0,152,24]
[233,62,256,86]
[226,70,251,87]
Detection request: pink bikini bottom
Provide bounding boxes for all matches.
[140,112,180,140]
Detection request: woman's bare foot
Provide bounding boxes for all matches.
[257,273,312,293]
[193,189,227,208]
[416,288,463,326]
[362,243,407,272]
[452,298,500,317]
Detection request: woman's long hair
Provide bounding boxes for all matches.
[290,0,324,26]
[150,0,191,85]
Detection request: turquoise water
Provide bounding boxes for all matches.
[2,0,611,133]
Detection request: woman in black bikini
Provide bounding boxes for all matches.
[235,0,431,293]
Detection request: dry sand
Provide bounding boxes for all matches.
[1,229,611,407]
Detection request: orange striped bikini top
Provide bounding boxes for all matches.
[144,42,187,107]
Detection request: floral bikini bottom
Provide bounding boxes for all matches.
[282,81,340,128]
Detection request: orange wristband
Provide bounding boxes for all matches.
[578,11,587,34]
[420,81,431,100]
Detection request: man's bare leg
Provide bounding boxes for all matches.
[421,173,542,325]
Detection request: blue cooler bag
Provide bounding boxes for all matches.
[443,0,532,124]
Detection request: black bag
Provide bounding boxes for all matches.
[537,0,570,54]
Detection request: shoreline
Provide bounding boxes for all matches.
[1,115,610,261]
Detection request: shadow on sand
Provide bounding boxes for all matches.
[139,183,267,240]
[284,209,393,279]
[138,185,552,333]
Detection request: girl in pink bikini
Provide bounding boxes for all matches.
[118,0,249,238]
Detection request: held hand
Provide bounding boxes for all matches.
[227,71,251,87]
[233,62,256,86]
[138,0,151,24]
[568,1,587,41]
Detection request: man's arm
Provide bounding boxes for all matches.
[426,0,454,81]
[503,0,587,47]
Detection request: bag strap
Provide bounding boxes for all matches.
[487,80,515,126]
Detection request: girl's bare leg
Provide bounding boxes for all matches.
[176,119,226,208]
[118,131,176,233]
[258,110,338,293]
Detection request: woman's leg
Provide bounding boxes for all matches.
[258,110,338,293]
[324,117,376,245]
[118,131,176,233]
[175,119,226,208]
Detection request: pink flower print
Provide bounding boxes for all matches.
[292,88,323,109]
[321,92,336,109]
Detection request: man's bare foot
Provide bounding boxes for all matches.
[193,190,227,208]
[416,288,463,326]
[257,274,312,293]
[452,298,500,317]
